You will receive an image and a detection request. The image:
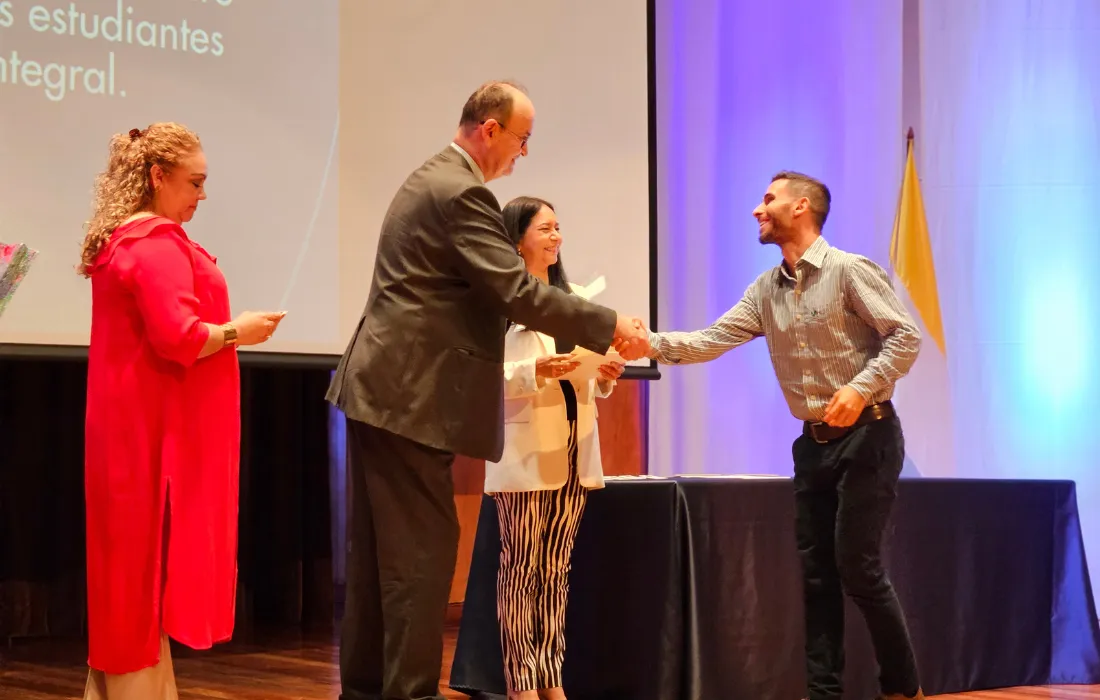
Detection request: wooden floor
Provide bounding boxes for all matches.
[1,620,1097,699]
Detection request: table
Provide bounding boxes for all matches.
[450,477,1100,700]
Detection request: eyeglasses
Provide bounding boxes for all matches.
[481,120,529,149]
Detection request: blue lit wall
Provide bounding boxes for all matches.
[918,0,1100,480]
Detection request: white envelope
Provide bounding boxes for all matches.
[558,345,623,381]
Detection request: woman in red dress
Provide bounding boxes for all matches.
[78,122,286,699]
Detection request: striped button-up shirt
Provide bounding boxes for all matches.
[647,236,921,422]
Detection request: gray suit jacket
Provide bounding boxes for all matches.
[326,147,618,462]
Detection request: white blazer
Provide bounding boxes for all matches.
[485,283,614,494]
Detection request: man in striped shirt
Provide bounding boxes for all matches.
[643,171,925,700]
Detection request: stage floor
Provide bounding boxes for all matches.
[0,620,1096,700]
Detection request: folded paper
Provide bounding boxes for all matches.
[558,345,623,381]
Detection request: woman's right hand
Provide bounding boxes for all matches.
[232,311,287,346]
[536,353,580,380]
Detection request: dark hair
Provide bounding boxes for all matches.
[771,170,831,229]
[502,196,570,296]
[459,80,527,128]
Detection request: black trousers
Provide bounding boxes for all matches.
[792,415,920,700]
[339,418,459,700]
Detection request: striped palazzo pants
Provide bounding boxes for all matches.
[492,421,589,692]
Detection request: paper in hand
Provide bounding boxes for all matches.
[0,242,39,318]
[558,345,623,381]
[556,274,625,380]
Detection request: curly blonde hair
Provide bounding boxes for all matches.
[78,122,202,277]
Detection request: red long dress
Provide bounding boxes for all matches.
[84,216,240,674]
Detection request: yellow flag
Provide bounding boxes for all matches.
[890,135,946,355]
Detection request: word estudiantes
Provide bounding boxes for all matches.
[0,1,226,57]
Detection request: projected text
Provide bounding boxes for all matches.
[0,0,230,102]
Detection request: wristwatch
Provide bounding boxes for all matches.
[221,323,238,347]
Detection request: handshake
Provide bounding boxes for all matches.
[611,314,651,361]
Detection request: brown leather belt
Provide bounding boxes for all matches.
[804,400,896,444]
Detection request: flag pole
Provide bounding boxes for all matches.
[891,128,916,265]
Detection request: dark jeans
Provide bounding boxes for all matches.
[792,415,920,699]
[339,418,459,700]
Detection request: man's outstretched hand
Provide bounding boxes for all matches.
[613,314,650,361]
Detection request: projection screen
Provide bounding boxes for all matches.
[0,0,656,368]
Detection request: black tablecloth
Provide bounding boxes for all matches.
[450,477,1100,700]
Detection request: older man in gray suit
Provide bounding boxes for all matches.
[327,80,648,700]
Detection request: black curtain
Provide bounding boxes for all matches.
[0,356,339,642]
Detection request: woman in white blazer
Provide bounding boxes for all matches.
[486,196,624,700]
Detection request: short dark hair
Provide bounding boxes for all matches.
[771,170,831,229]
[502,196,570,296]
[459,80,528,128]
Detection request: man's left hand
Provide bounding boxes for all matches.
[822,386,866,427]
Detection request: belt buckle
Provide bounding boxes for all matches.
[809,421,830,444]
